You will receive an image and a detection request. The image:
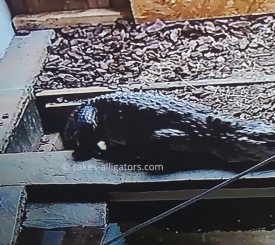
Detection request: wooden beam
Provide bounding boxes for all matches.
[35,76,275,100]
[46,101,81,108]
[36,86,115,97]
[13,9,122,30]
[110,187,275,202]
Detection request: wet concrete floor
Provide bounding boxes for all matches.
[17,224,275,245]
[17,227,106,245]
[16,198,275,245]
[118,223,275,245]
[16,202,107,245]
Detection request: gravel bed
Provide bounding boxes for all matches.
[35,14,275,91]
[37,134,64,152]
[161,83,275,124]
[37,135,51,152]
[53,82,275,125]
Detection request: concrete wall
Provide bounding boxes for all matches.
[130,0,275,23]
[0,0,14,59]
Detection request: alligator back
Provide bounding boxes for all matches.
[65,91,275,162]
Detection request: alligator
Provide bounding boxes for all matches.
[64,91,275,162]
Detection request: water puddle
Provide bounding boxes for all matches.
[17,223,275,245]
[17,226,106,245]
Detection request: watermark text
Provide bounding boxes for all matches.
[62,162,163,172]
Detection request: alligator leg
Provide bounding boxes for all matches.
[72,126,102,161]
[149,128,192,151]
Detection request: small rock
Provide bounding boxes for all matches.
[170,29,180,42]
[2,113,9,119]
[146,19,166,34]
[38,75,50,82]
[217,56,225,63]
[249,42,259,48]
[197,44,209,52]
[229,21,251,28]
[239,38,249,50]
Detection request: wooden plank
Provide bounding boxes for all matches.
[6,0,110,16]
[110,0,134,19]
[130,0,275,23]
[36,86,115,97]
[45,102,82,108]
[110,187,275,202]
[35,76,275,100]
[86,0,110,9]
[5,0,26,17]
[1,151,275,187]
[23,203,106,229]
[0,186,27,245]
[13,9,122,30]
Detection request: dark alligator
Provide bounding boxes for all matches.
[64,91,275,162]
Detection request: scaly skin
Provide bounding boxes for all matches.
[64,91,275,162]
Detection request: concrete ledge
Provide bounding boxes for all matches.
[23,203,106,229]
[0,91,43,153]
[0,151,275,187]
[0,186,27,245]
[0,89,28,153]
[0,30,52,153]
[0,30,53,91]
[4,95,43,153]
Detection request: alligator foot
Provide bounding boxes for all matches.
[72,141,104,161]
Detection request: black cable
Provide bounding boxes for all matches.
[103,154,275,245]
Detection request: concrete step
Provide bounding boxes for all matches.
[0,186,27,245]
[0,151,275,192]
